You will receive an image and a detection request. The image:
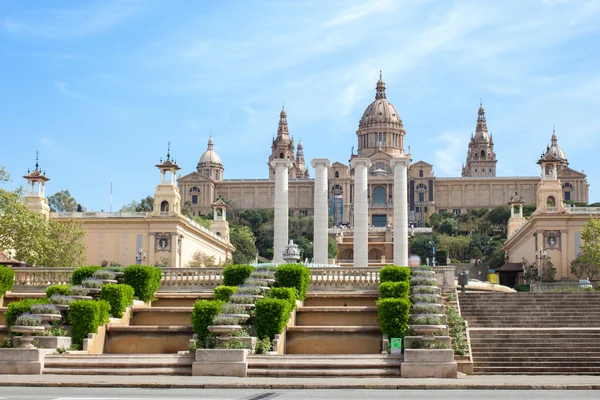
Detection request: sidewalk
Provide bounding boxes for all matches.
[1,374,600,390]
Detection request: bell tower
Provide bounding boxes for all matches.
[462,102,497,177]
[268,105,297,179]
[23,151,50,221]
[152,142,182,217]
[210,198,230,242]
[507,192,526,238]
[534,146,566,215]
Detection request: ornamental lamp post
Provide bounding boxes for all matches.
[535,246,547,286]
[136,248,146,265]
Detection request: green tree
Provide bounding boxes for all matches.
[437,218,459,236]
[328,236,338,259]
[0,165,9,183]
[120,195,153,212]
[468,232,491,262]
[48,190,83,212]
[437,234,470,262]
[255,221,274,259]
[576,217,600,280]
[523,204,536,218]
[230,225,257,264]
[40,219,86,267]
[570,255,599,281]
[409,234,437,262]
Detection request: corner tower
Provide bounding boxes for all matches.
[152,142,182,217]
[356,72,406,158]
[462,102,497,177]
[268,106,297,179]
[23,151,50,220]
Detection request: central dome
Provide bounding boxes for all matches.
[198,135,222,167]
[358,74,403,129]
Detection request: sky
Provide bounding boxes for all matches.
[1,0,599,211]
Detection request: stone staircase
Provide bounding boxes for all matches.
[43,354,194,375]
[460,292,600,375]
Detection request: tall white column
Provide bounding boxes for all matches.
[351,158,371,268]
[271,159,293,263]
[311,158,331,265]
[391,157,411,266]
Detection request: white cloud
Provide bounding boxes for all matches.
[430,133,465,176]
[324,0,394,27]
[54,82,89,100]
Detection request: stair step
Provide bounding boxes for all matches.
[248,368,399,377]
[43,367,191,375]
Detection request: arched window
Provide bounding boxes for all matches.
[189,187,200,193]
[480,150,485,159]
[373,186,386,205]
[547,196,556,208]
[335,171,340,179]
[160,201,169,212]
[562,183,573,201]
[279,152,284,159]
[419,170,424,178]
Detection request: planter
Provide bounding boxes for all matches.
[34,313,62,330]
[411,324,448,337]
[251,295,264,300]
[208,324,243,342]
[101,279,118,285]
[54,304,70,312]
[219,313,250,321]
[241,304,255,310]
[86,288,101,295]
[10,326,45,348]
[32,335,71,349]
[71,295,93,300]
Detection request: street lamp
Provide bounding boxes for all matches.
[535,246,547,285]
[136,248,146,265]
[429,241,436,267]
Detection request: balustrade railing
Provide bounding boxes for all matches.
[11,268,73,291]
[310,267,381,287]
[160,268,224,288]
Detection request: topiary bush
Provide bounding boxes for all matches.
[376,297,411,340]
[380,265,411,283]
[122,265,162,302]
[46,284,71,298]
[0,265,15,297]
[223,265,254,286]
[191,300,222,338]
[14,313,42,327]
[255,298,291,341]
[100,284,135,318]
[69,299,110,346]
[515,284,531,292]
[5,297,49,329]
[71,266,102,285]
[275,264,310,300]
[378,281,410,299]
[213,286,237,302]
[268,287,297,309]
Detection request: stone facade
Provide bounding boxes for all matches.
[179,75,590,229]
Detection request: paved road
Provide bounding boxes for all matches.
[1,388,600,400]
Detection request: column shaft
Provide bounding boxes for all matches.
[351,158,371,267]
[392,158,410,266]
[311,159,330,265]
[272,160,292,263]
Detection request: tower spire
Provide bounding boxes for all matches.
[375,71,386,100]
[278,104,289,136]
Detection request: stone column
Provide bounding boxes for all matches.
[391,157,411,266]
[351,158,371,268]
[311,158,331,265]
[271,159,293,263]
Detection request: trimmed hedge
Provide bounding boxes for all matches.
[255,298,291,341]
[268,287,297,309]
[69,299,110,346]
[380,265,411,283]
[191,300,222,338]
[71,266,102,285]
[515,284,531,292]
[214,286,237,302]
[223,264,254,286]
[5,297,49,329]
[378,281,410,299]
[0,265,15,297]
[275,264,310,300]
[122,265,162,302]
[376,297,411,340]
[100,284,135,318]
[46,284,71,297]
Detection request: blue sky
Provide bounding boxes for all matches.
[1,0,599,211]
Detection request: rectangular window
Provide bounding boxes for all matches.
[564,191,571,201]
[416,207,420,213]
[424,207,428,213]
[372,214,387,227]
[418,192,424,202]
[453,209,461,215]
[438,209,447,214]
[192,195,198,204]
[299,210,308,216]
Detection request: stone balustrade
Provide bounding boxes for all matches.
[7,265,455,292]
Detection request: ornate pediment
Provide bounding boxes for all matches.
[558,167,586,178]
[178,171,212,183]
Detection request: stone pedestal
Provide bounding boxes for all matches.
[351,158,371,267]
[311,158,331,265]
[192,349,248,377]
[401,349,457,378]
[271,159,293,263]
[0,349,52,374]
[391,157,410,267]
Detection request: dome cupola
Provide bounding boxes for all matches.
[197,134,224,180]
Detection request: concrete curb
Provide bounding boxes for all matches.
[1,381,600,390]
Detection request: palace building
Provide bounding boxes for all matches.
[179,74,589,230]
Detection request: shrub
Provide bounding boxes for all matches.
[46,284,71,298]
[221,303,246,315]
[412,265,432,271]
[100,284,135,318]
[255,298,290,340]
[380,266,411,283]
[410,315,444,325]
[214,286,237,302]
[254,337,272,354]
[515,284,531,292]
[378,281,409,299]
[275,264,310,300]
[82,278,104,289]
[223,264,254,286]
[191,300,222,338]
[30,303,59,315]
[71,266,102,285]
[251,270,275,280]
[14,313,42,326]
[213,315,241,325]
[50,294,74,306]
[376,297,411,340]
[70,285,89,296]
[268,287,296,309]
[411,286,438,295]
[92,270,116,280]
[5,298,49,328]
[410,277,438,286]
[411,294,440,304]
[0,265,15,297]
[69,299,110,346]
[122,265,162,302]
[411,304,440,314]
[236,285,261,295]
[229,294,254,304]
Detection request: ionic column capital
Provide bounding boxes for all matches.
[350,158,371,169]
[310,158,331,169]
[271,159,293,169]
[390,157,411,168]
